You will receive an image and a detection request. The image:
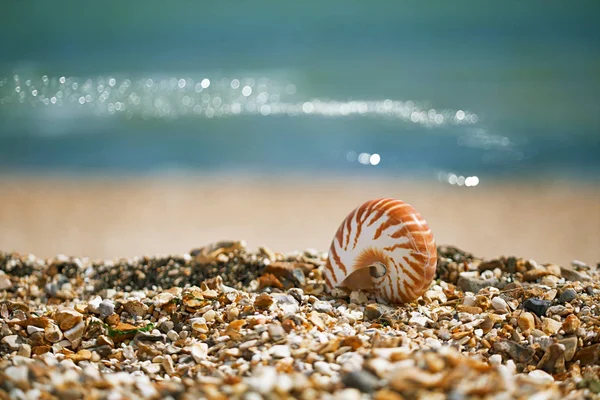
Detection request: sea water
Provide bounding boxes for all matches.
[0,1,598,184]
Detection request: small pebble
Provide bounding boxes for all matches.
[2,335,19,350]
[518,312,535,333]
[342,370,379,393]
[350,291,368,305]
[562,314,580,334]
[522,298,551,317]
[541,317,562,335]
[270,345,291,358]
[558,288,577,304]
[313,300,333,313]
[203,309,217,322]
[491,296,509,313]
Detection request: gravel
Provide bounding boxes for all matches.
[1,242,599,399]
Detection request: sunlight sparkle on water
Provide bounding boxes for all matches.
[242,86,252,97]
[0,74,480,129]
[369,153,381,166]
[350,151,381,166]
[438,171,480,188]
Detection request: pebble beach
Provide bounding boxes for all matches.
[1,241,599,399]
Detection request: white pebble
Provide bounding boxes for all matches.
[491,296,509,313]
[141,363,161,374]
[314,361,334,376]
[2,335,20,350]
[166,330,179,341]
[270,345,291,359]
[203,309,217,322]
[409,313,430,327]
[425,337,442,349]
[527,369,555,383]
[190,343,208,363]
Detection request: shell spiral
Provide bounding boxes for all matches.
[323,198,437,304]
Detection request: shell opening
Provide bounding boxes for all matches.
[369,262,387,279]
[339,263,387,290]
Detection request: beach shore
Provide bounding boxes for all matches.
[0,175,598,266]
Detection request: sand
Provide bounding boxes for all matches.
[0,175,598,266]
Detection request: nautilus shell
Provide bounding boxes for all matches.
[323,198,437,304]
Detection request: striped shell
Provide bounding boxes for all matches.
[323,198,437,304]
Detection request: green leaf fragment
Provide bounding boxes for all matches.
[104,322,155,337]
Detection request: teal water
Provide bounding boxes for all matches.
[0,1,599,183]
